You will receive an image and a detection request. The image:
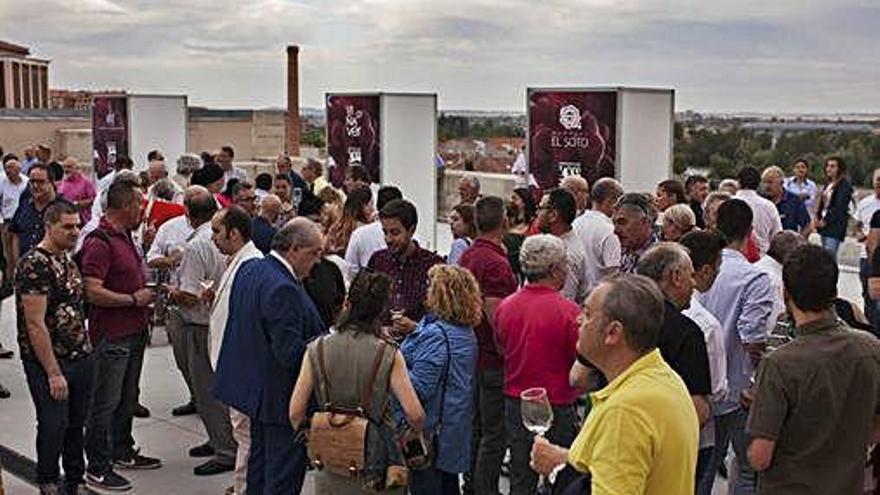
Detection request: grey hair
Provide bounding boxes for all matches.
[767,230,806,264]
[762,166,785,181]
[591,177,624,204]
[662,203,696,229]
[176,153,202,176]
[636,242,692,284]
[703,191,731,210]
[718,179,739,194]
[151,178,177,201]
[461,175,481,190]
[560,175,588,190]
[599,274,665,353]
[272,217,322,253]
[520,234,566,283]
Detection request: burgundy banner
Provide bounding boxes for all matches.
[326,94,381,188]
[528,90,616,191]
[92,95,128,179]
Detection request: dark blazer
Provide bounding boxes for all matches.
[213,254,325,424]
[817,178,854,241]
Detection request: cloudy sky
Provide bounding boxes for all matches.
[2,0,878,112]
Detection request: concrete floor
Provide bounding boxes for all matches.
[0,230,865,494]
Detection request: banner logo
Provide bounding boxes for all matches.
[559,105,582,130]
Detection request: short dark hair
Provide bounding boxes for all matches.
[347,165,370,184]
[107,180,141,210]
[591,178,623,205]
[379,199,418,230]
[679,230,724,270]
[185,190,219,223]
[220,206,252,241]
[274,173,292,185]
[783,244,837,312]
[221,145,235,158]
[685,175,708,193]
[147,149,163,162]
[116,156,134,171]
[737,166,761,190]
[826,155,847,174]
[377,186,403,211]
[28,162,50,178]
[475,196,506,233]
[716,198,753,243]
[658,179,687,203]
[2,153,19,165]
[794,158,809,168]
[254,172,273,191]
[231,180,253,197]
[43,200,79,226]
[547,188,577,225]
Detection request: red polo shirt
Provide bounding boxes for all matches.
[458,238,518,370]
[80,217,149,342]
[494,284,581,405]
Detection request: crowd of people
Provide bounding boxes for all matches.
[1,140,880,495]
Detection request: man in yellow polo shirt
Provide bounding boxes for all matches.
[531,274,699,494]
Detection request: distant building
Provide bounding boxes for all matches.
[0,40,50,109]
[50,89,126,110]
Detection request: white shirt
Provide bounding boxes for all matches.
[175,221,226,325]
[0,174,28,220]
[209,241,263,367]
[559,229,589,304]
[146,215,193,263]
[224,166,248,188]
[572,209,621,294]
[271,250,297,278]
[734,189,782,255]
[855,194,880,258]
[754,255,785,333]
[91,170,117,221]
[683,294,728,450]
[345,221,386,276]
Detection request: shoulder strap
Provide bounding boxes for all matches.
[436,326,452,433]
[315,336,332,407]
[361,340,389,415]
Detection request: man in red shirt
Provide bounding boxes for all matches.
[458,196,519,495]
[494,234,582,495]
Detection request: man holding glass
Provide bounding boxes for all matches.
[494,234,582,495]
[530,274,698,495]
[165,186,234,476]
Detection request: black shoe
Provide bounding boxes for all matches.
[86,470,131,491]
[0,383,10,399]
[172,400,197,416]
[188,443,215,458]
[113,450,162,470]
[63,483,90,495]
[133,403,150,418]
[0,347,12,359]
[38,482,60,495]
[193,460,234,476]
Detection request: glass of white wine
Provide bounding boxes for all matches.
[521,387,554,436]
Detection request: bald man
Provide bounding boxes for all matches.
[252,194,281,254]
[561,175,590,215]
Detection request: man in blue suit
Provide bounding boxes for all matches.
[213,217,326,495]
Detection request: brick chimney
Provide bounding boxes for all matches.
[286,45,301,156]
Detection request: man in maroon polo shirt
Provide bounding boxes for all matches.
[458,195,519,495]
[81,178,161,491]
[367,199,443,337]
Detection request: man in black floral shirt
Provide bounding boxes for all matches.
[15,200,94,495]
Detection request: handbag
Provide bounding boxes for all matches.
[307,336,388,478]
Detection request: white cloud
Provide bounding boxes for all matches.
[0,0,877,112]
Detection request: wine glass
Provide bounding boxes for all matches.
[521,387,554,437]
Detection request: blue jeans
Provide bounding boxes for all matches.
[699,408,756,495]
[23,356,95,487]
[821,236,842,257]
[695,446,714,495]
[410,467,461,495]
[84,332,147,475]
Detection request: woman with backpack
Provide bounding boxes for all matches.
[289,270,425,494]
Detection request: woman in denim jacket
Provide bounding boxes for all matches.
[401,265,482,494]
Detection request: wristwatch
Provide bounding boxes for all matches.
[130,294,138,307]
